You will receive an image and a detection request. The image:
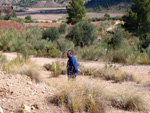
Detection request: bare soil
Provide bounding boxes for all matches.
[0,21,25,30]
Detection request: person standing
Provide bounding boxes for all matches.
[67,50,79,80]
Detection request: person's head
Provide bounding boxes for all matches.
[67,50,73,58]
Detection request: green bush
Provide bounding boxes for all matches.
[52,20,57,23]
[57,38,75,58]
[10,17,24,23]
[77,45,107,61]
[12,11,17,18]
[102,26,124,49]
[66,21,97,47]
[25,19,30,23]
[25,15,32,21]
[99,22,110,32]
[42,27,60,41]
[104,13,110,18]
[58,24,67,34]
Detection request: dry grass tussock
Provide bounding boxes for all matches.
[1,55,44,83]
[44,62,64,77]
[111,90,150,111]
[50,62,63,77]
[79,65,140,83]
[49,80,106,113]
[49,79,150,112]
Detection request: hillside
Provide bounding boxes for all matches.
[0,0,132,10]
[86,0,132,12]
[0,0,20,5]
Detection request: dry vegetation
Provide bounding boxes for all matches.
[1,54,44,83]
[79,64,140,83]
[49,79,150,113]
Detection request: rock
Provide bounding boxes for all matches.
[27,81,32,85]
[0,106,4,113]
[1,99,5,102]
[21,104,31,113]
[31,104,40,110]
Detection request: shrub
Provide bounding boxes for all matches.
[20,43,34,61]
[66,21,97,47]
[25,15,32,21]
[99,22,110,33]
[104,13,110,19]
[77,46,106,61]
[52,20,57,23]
[58,24,67,34]
[57,38,74,58]
[12,11,17,18]
[103,26,125,49]
[0,26,42,53]
[24,19,30,23]
[45,44,61,58]
[42,27,60,41]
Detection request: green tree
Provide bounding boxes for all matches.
[66,0,86,24]
[123,0,150,48]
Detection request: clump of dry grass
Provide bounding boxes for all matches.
[79,66,97,76]
[0,54,7,70]
[50,62,62,77]
[79,65,138,83]
[142,81,150,87]
[2,55,43,83]
[111,91,150,111]
[95,67,136,83]
[49,80,106,113]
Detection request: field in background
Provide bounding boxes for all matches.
[16,8,125,22]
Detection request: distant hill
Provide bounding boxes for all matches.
[0,0,132,12]
[0,0,20,5]
[85,0,132,12]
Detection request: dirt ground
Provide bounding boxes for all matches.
[1,52,150,113]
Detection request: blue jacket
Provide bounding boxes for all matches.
[67,56,79,76]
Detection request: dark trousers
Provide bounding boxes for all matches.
[67,74,76,80]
